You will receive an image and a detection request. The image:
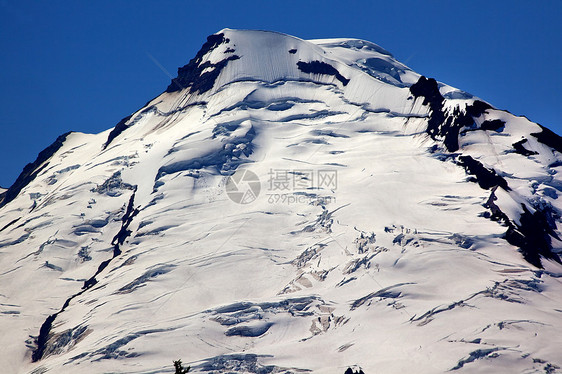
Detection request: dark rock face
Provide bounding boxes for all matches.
[103,115,132,150]
[297,60,350,86]
[166,33,239,94]
[0,218,20,233]
[33,190,139,362]
[31,313,58,362]
[485,190,562,268]
[409,76,443,107]
[480,119,505,132]
[465,100,492,117]
[505,204,561,268]
[512,138,538,156]
[410,77,496,152]
[457,156,509,191]
[410,76,460,152]
[0,132,71,208]
[105,33,239,150]
[531,124,562,154]
[83,190,139,290]
[411,75,562,268]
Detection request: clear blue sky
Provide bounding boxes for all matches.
[0,1,560,187]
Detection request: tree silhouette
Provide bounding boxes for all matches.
[173,359,190,374]
[345,368,364,374]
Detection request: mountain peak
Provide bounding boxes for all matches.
[1,30,561,374]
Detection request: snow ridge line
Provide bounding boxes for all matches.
[31,189,139,362]
[0,132,71,208]
[410,75,562,268]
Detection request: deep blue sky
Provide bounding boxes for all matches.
[0,1,560,187]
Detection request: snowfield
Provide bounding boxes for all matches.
[0,29,561,374]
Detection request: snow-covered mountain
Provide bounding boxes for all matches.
[1,29,561,374]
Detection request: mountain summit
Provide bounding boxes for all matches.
[1,29,561,373]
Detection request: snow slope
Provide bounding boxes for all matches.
[0,29,561,374]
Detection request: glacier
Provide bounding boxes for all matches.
[0,29,561,373]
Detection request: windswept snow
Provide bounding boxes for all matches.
[0,29,561,374]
